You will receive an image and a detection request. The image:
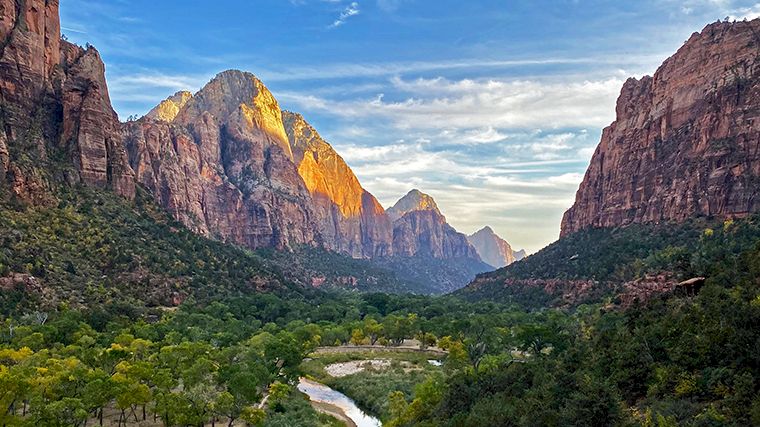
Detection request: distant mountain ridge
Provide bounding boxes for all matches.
[467,226,524,268]
[388,189,481,260]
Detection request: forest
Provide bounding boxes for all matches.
[1,189,759,426]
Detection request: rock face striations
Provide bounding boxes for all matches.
[389,190,481,260]
[0,2,503,293]
[123,71,318,250]
[283,111,393,258]
[562,19,760,236]
[0,0,134,203]
[467,226,519,268]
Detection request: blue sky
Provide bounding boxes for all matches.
[61,0,760,253]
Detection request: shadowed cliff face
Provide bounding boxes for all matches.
[123,71,318,250]
[283,111,393,258]
[562,19,760,236]
[0,0,135,203]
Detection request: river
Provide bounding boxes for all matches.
[297,378,382,427]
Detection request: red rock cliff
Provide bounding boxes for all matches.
[283,111,393,258]
[562,19,760,236]
[390,190,482,260]
[123,71,318,250]
[0,0,134,202]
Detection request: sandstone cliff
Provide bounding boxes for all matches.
[123,71,318,250]
[467,226,517,268]
[562,19,760,236]
[390,190,481,260]
[283,111,392,257]
[145,90,193,122]
[386,189,439,221]
[0,0,134,203]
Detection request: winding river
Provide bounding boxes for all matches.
[298,378,382,427]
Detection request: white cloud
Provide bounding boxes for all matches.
[728,3,760,20]
[281,76,623,130]
[108,72,207,91]
[256,53,666,82]
[325,127,594,252]
[330,2,360,27]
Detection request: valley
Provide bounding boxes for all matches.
[1,1,760,426]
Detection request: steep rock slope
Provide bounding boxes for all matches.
[123,71,318,250]
[386,189,439,221]
[0,0,134,203]
[379,189,492,293]
[562,19,760,236]
[283,111,392,258]
[145,90,192,122]
[467,226,517,268]
[390,190,481,260]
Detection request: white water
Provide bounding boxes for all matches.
[298,378,382,427]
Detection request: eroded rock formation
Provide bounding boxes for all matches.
[562,19,760,236]
[284,111,392,257]
[0,0,134,202]
[389,190,481,260]
[123,71,318,250]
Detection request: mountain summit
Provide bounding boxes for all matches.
[389,190,479,260]
[386,189,441,221]
[467,226,520,268]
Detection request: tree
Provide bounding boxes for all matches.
[363,318,384,345]
[350,328,366,345]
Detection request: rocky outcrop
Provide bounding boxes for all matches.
[562,19,760,236]
[123,71,317,250]
[283,111,392,257]
[146,90,192,122]
[60,42,135,198]
[390,190,481,260]
[467,226,517,268]
[387,189,439,221]
[0,0,134,202]
[513,249,527,261]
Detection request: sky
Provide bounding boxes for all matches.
[60,0,760,253]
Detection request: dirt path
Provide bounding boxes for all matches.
[312,344,447,356]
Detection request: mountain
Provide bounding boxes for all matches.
[467,226,517,268]
[461,19,760,307]
[0,0,134,204]
[386,189,440,221]
[0,1,492,296]
[374,189,492,293]
[562,19,760,237]
[123,71,318,250]
[513,249,527,261]
[389,189,480,260]
[145,90,193,122]
[283,111,392,258]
